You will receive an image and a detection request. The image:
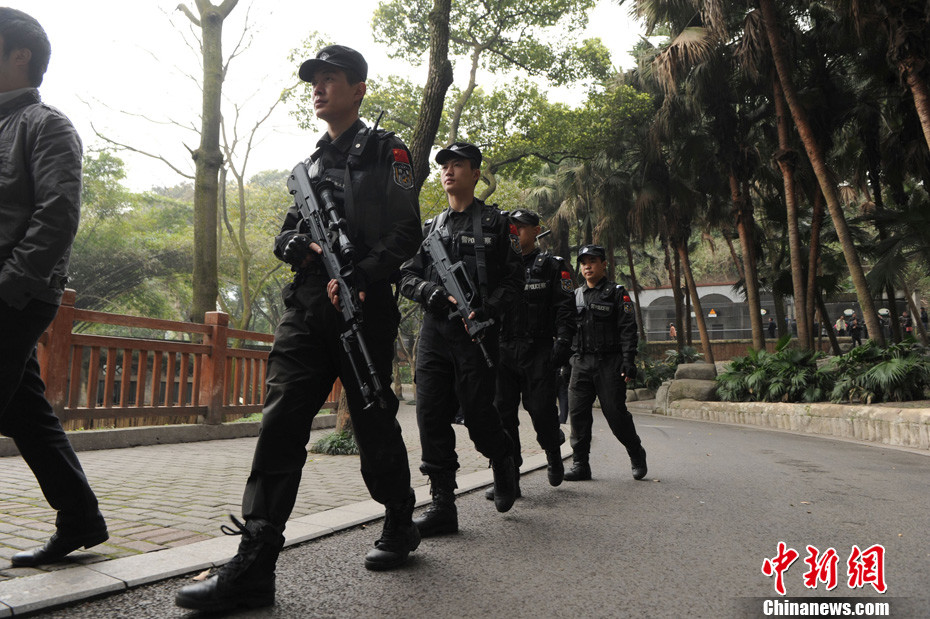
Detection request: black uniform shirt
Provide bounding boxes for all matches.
[399,198,524,320]
[274,118,421,293]
[574,276,638,360]
[500,248,574,342]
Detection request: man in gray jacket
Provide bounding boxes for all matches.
[0,7,108,567]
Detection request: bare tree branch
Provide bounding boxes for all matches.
[91,123,195,180]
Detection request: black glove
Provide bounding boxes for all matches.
[551,338,572,366]
[620,360,637,381]
[424,284,452,312]
[282,234,312,268]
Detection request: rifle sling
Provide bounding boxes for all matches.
[471,204,489,302]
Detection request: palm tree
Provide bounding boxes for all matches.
[757,0,886,345]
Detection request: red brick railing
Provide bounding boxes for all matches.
[37,290,340,430]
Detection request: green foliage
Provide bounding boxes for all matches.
[828,340,930,404]
[630,345,702,391]
[309,429,359,455]
[372,0,603,86]
[716,336,832,403]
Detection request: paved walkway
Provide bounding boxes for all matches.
[0,401,549,584]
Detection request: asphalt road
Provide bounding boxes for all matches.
[40,413,929,618]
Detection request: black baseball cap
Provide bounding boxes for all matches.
[435,142,482,166]
[299,45,368,83]
[510,209,540,226]
[578,244,606,260]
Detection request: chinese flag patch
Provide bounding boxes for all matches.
[623,295,632,302]
[561,271,571,279]
[392,149,409,164]
[509,223,519,235]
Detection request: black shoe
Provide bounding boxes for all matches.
[563,461,592,481]
[11,525,109,567]
[631,446,648,480]
[490,456,517,513]
[365,490,420,571]
[414,473,458,538]
[546,449,565,486]
[175,516,283,612]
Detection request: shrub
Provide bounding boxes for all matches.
[829,340,930,403]
[716,335,832,403]
[309,430,359,455]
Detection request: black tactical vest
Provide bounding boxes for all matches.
[504,251,557,340]
[575,283,624,353]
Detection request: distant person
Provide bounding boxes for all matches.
[668,323,677,339]
[564,245,646,482]
[0,8,109,567]
[901,310,913,336]
[848,313,862,347]
[767,318,776,339]
[486,209,573,502]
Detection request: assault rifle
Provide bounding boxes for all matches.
[287,161,386,410]
[422,225,496,368]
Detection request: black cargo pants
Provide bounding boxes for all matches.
[567,352,642,463]
[242,281,411,528]
[494,338,563,467]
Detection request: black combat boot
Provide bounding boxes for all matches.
[484,465,521,501]
[630,445,648,480]
[546,449,565,486]
[413,471,458,537]
[563,458,592,481]
[175,516,284,612]
[365,488,421,571]
[490,455,517,513]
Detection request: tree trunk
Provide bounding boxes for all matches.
[731,173,765,350]
[662,231,684,350]
[183,0,239,323]
[724,234,744,281]
[903,282,929,345]
[409,0,453,193]
[676,241,715,365]
[772,75,809,347]
[448,45,482,144]
[806,190,825,349]
[903,57,930,154]
[759,0,885,345]
[623,237,647,343]
[773,291,787,341]
[605,233,615,282]
[816,291,842,355]
[673,244,685,350]
[334,389,354,435]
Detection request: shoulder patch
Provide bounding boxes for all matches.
[392,148,410,164]
[560,270,573,293]
[509,223,519,236]
[392,161,414,189]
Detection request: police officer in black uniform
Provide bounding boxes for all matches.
[176,45,422,613]
[564,244,647,482]
[400,142,524,535]
[485,209,573,501]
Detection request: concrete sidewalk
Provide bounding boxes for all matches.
[0,401,564,616]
